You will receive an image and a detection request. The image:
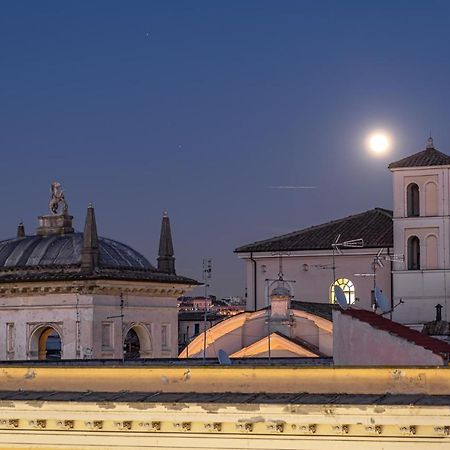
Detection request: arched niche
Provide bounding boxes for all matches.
[406,183,420,217]
[29,325,62,360]
[426,234,438,269]
[123,324,152,359]
[425,182,438,216]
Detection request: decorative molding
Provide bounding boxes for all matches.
[399,425,416,435]
[267,423,284,433]
[0,419,18,429]
[332,424,349,434]
[0,281,187,299]
[85,420,103,430]
[204,422,222,432]
[293,424,316,434]
[0,415,443,438]
[114,421,132,431]
[173,422,191,432]
[434,426,450,436]
[365,425,382,435]
[29,419,46,429]
[57,420,74,430]
[236,423,253,433]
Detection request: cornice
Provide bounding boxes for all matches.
[0,401,448,440]
[0,280,188,298]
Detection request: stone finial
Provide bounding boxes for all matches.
[157,212,176,275]
[81,204,99,271]
[426,136,434,149]
[17,222,25,238]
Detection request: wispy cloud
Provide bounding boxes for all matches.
[268,185,318,190]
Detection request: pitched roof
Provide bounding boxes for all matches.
[342,309,450,358]
[388,140,450,169]
[235,208,393,253]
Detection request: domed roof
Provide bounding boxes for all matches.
[0,233,154,270]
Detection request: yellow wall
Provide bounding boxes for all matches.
[1,365,449,395]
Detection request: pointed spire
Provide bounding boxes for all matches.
[17,221,25,238]
[427,135,434,149]
[81,203,99,271]
[157,211,175,275]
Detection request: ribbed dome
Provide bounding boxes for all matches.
[0,234,154,270]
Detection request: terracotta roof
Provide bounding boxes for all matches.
[388,146,450,169]
[342,309,450,358]
[235,208,393,253]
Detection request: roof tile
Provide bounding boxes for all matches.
[235,208,392,253]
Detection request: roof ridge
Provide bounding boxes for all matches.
[235,207,393,252]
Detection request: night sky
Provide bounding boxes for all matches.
[1,1,450,297]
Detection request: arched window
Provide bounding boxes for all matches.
[38,327,62,360]
[330,278,355,305]
[407,236,420,270]
[123,328,140,360]
[407,183,420,217]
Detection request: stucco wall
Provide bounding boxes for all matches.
[333,310,444,366]
[241,250,391,313]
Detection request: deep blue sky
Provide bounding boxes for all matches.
[1,1,450,297]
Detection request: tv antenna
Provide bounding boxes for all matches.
[331,234,364,284]
[202,258,212,362]
[107,292,125,362]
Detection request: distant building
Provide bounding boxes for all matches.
[177,296,245,352]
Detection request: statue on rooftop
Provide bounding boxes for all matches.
[49,181,68,215]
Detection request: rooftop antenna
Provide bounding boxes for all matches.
[107,293,125,362]
[202,258,212,362]
[331,234,364,290]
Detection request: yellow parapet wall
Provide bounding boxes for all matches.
[0,365,449,394]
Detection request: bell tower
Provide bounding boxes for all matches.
[389,137,450,325]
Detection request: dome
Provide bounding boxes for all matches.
[0,234,154,270]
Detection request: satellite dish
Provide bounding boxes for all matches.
[334,285,348,310]
[218,349,232,365]
[374,285,390,313]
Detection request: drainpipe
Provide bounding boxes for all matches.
[250,252,257,311]
[388,246,394,320]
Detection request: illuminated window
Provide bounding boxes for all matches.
[407,183,420,217]
[330,278,355,305]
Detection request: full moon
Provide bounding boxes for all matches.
[367,131,391,155]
